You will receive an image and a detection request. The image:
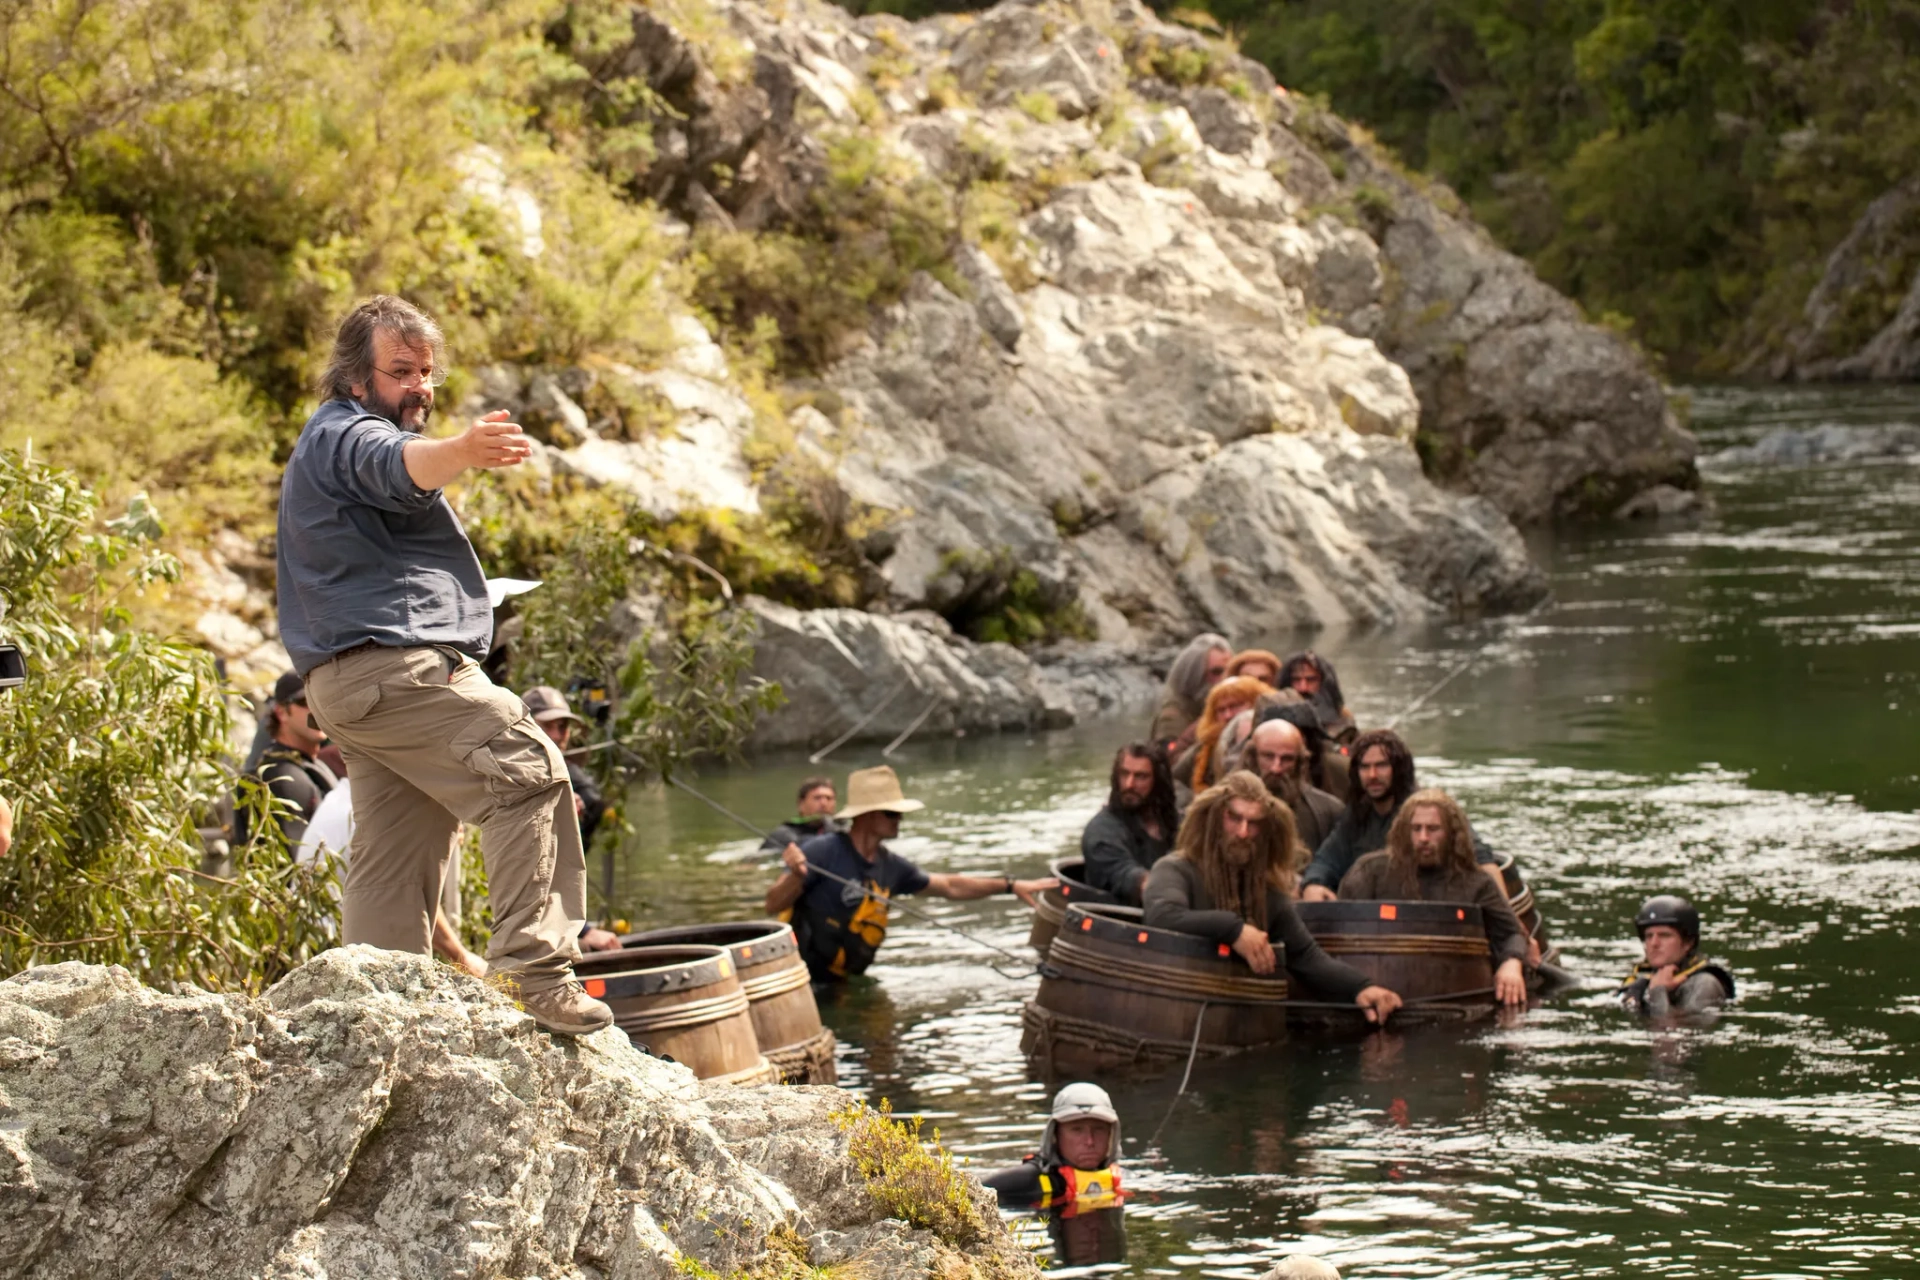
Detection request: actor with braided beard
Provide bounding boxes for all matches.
[1142,772,1403,1023]
[1337,789,1530,1006]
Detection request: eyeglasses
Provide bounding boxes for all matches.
[372,363,446,388]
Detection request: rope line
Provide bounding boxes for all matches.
[664,772,1039,971]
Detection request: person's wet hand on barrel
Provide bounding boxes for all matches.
[1143,771,1406,1026]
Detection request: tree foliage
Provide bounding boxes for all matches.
[1188,0,1920,370]
[0,448,337,989]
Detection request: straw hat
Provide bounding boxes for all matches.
[836,765,925,820]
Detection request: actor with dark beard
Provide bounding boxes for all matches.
[278,295,610,1038]
[1142,772,1402,1023]
[1080,743,1179,904]
[1278,651,1356,743]
[1241,719,1344,852]
[1337,789,1530,1006]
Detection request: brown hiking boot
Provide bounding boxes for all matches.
[520,979,614,1037]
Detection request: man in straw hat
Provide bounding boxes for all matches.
[766,765,1057,982]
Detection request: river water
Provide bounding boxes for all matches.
[611,385,1920,1278]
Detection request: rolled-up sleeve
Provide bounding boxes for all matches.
[334,419,437,512]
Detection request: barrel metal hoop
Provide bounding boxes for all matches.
[614,989,752,1031]
[1047,935,1293,1005]
[1314,934,1492,958]
[739,962,814,1002]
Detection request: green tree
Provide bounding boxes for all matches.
[0,448,337,989]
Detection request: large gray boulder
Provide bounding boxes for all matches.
[0,950,1038,1280]
[1751,177,1920,381]
[744,596,1164,750]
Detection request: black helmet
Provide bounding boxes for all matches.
[1634,895,1700,943]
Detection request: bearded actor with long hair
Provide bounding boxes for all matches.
[1337,789,1531,1006]
[1142,772,1403,1023]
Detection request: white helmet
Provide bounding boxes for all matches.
[1039,1082,1120,1168]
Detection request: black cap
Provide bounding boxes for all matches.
[272,670,306,704]
[1634,895,1700,943]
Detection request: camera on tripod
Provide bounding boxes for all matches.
[0,644,24,690]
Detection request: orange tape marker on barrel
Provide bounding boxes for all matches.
[1379,904,1398,920]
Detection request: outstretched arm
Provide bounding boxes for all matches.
[404,411,532,490]
[924,872,1055,907]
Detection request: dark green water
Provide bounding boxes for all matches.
[611,385,1920,1278]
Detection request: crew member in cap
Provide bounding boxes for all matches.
[981,1082,1124,1208]
[234,670,339,850]
[1621,894,1735,1017]
[765,765,1057,982]
[523,685,621,953]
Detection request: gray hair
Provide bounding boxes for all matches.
[316,295,446,401]
[1164,632,1232,705]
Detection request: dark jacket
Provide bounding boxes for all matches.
[234,742,338,849]
[1302,805,1393,890]
[1335,852,1528,965]
[759,815,847,852]
[569,760,609,847]
[1079,806,1172,905]
[1305,800,1494,891]
[1288,784,1345,855]
[1141,857,1372,1002]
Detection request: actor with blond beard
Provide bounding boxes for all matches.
[1336,788,1531,1007]
[1142,771,1403,1024]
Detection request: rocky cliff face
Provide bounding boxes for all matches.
[1753,177,1920,381]
[0,949,1038,1280]
[454,0,1702,649]
[185,0,1698,745]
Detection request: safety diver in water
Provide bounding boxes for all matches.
[981,1082,1124,1209]
[1620,894,1735,1017]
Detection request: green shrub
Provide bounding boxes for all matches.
[832,1099,988,1247]
[0,449,337,990]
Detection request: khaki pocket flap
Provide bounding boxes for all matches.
[447,686,530,761]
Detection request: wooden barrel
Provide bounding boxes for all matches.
[621,921,834,1083]
[572,944,770,1083]
[1024,902,1291,1074]
[1495,853,1559,965]
[1028,858,1119,959]
[1295,900,1495,1003]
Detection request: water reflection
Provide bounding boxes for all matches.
[610,386,1920,1277]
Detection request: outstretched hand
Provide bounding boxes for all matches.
[456,410,533,471]
[1011,876,1057,908]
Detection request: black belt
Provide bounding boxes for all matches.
[324,640,387,664]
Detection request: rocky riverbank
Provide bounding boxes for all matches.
[178,0,1701,748]
[0,949,1040,1280]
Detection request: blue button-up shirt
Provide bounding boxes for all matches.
[275,398,492,675]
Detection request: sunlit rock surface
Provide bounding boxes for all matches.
[0,949,1038,1280]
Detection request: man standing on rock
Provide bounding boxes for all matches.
[766,765,1056,982]
[276,295,609,1037]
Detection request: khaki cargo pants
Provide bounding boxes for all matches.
[305,644,584,992]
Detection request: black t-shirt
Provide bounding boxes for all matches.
[790,831,930,980]
[234,743,336,849]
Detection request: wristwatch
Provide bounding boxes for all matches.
[1002,873,1015,895]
